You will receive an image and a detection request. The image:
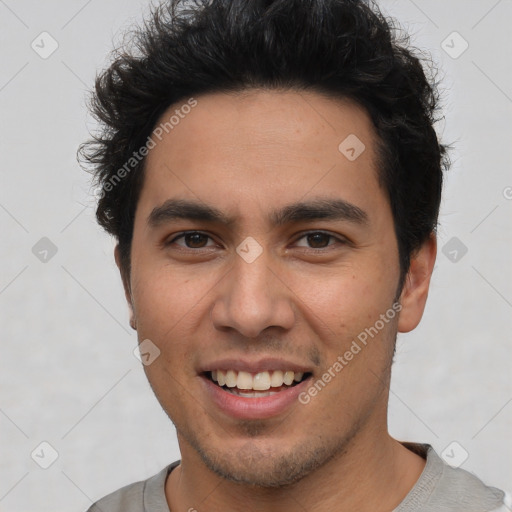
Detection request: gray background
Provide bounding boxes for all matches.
[1,0,511,510]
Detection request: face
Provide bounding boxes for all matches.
[118,89,433,487]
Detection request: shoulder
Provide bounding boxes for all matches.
[86,461,179,512]
[433,458,507,511]
[87,480,144,512]
[396,443,509,512]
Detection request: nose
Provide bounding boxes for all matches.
[210,249,296,338]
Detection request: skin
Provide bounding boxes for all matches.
[115,89,437,512]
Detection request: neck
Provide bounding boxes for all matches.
[165,427,426,512]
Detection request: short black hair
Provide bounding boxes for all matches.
[80,0,450,291]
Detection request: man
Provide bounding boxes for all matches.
[81,0,509,510]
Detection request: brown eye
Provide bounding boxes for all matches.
[306,232,332,248]
[183,233,209,248]
[168,231,215,249]
[294,231,343,249]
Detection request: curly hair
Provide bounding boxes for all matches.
[80,0,450,291]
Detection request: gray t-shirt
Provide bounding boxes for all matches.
[87,444,510,512]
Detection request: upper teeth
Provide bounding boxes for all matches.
[211,370,304,390]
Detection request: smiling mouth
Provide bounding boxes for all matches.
[204,369,312,398]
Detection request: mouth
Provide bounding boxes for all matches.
[204,370,311,398]
[203,369,312,398]
[199,358,315,419]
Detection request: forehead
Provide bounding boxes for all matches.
[137,89,386,226]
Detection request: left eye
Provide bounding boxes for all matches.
[294,232,341,249]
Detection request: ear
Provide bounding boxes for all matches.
[397,233,437,333]
[114,244,137,330]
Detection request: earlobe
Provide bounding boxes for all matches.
[397,233,437,333]
[114,244,137,331]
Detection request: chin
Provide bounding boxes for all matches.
[190,434,346,488]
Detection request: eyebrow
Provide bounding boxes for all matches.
[147,197,368,229]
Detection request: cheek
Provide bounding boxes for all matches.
[131,269,202,397]
[131,258,216,324]
[130,264,200,356]
[288,261,396,337]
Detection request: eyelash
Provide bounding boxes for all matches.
[166,230,347,252]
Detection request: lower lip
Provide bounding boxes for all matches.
[201,375,312,420]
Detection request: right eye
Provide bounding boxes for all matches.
[166,231,218,249]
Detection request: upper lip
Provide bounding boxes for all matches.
[199,357,312,374]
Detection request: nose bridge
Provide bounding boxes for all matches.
[234,248,273,301]
[211,244,295,338]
